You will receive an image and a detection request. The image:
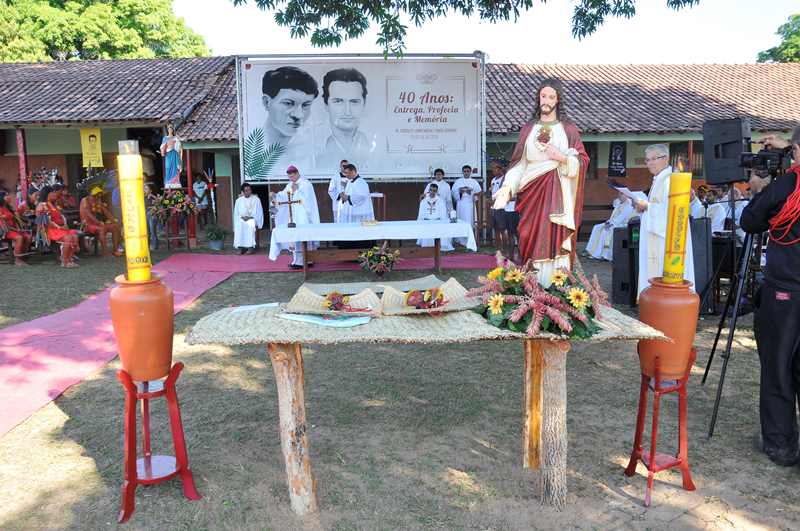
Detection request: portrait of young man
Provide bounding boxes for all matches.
[319,67,373,169]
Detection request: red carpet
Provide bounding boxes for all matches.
[0,269,231,437]
[0,251,495,437]
[155,251,497,273]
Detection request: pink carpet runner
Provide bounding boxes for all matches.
[0,251,495,436]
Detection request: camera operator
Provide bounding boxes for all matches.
[740,126,800,466]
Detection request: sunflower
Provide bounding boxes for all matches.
[488,293,505,315]
[551,270,568,287]
[487,267,504,281]
[566,287,591,311]
[504,268,525,283]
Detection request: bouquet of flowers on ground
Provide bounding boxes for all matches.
[470,254,608,339]
[358,242,400,277]
[322,291,351,311]
[404,288,446,310]
[149,190,197,221]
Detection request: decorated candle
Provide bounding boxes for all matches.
[117,140,152,282]
[662,169,692,283]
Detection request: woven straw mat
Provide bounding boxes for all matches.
[301,275,443,295]
[381,278,479,315]
[283,286,381,316]
[187,304,665,346]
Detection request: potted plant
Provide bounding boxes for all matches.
[205,224,227,251]
[358,242,400,278]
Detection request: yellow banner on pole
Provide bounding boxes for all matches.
[80,128,104,168]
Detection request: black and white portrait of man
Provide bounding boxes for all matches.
[319,68,374,169]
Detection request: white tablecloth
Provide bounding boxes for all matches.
[269,220,477,260]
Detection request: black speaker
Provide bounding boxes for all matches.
[611,220,639,307]
[703,118,751,185]
[691,217,715,314]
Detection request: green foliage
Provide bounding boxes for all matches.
[758,14,800,63]
[242,128,286,181]
[0,0,208,62]
[232,0,700,55]
[205,224,227,241]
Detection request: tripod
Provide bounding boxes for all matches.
[701,229,762,438]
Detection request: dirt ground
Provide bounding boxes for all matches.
[1,252,798,530]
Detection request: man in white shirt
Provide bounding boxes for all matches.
[451,164,482,247]
[416,183,453,251]
[233,183,264,254]
[336,163,375,249]
[585,192,634,261]
[272,165,321,268]
[422,168,452,213]
[633,144,695,297]
[488,160,507,254]
[327,159,349,222]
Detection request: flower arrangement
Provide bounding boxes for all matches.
[149,190,197,221]
[404,288,446,310]
[470,254,608,339]
[358,242,400,277]
[322,291,351,311]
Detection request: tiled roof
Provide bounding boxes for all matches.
[487,63,800,135]
[0,56,233,126]
[176,61,237,142]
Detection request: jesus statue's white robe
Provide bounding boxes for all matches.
[337,176,374,223]
[585,198,635,261]
[638,166,695,297]
[232,194,264,249]
[451,177,481,246]
[416,195,453,251]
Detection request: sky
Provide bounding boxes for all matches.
[172,0,797,64]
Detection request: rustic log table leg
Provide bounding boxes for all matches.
[523,339,570,509]
[434,238,441,273]
[267,343,318,515]
[302,242,309,280]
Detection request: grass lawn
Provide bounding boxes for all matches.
[0,252,798,530]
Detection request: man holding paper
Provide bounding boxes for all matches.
[633,144,695,297]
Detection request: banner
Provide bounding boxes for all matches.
[80,128,104,168]
[238,56,482,181]
[608,141,626,177]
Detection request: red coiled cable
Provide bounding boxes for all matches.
[768,165,800,246]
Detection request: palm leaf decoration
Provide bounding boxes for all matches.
[243,128,287,181]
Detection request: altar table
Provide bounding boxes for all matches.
[187,304,663,514]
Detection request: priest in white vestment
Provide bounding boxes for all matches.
[327,159,349,222]
[451,165,482,247]
[416,183,453,251]
[271,165,321,268]
[337,163,374,223]
[232,182,264,254]
[635,144,695,297]
[422,168,452,213]
[585,193,635,261]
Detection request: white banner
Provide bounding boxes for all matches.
[238,55,482,181]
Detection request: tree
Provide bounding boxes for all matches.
[758,14,800,63]
[232,0,700,55]
[0,0,209,62]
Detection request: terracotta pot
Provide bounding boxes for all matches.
[637,277,699,379]
[109,274,174,381]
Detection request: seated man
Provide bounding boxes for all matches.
[706,187,727,233]
[233,183,264,254]
[80,186,122,256]
[585,192,635,260]
[0,190,32,265]
[416,183,453,251]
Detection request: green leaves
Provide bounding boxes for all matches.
[242,128,286,181]
[0,0,208,62]
[758,14,800,63]
[235,0,701,55]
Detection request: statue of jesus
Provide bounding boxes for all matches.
[493,78,589,285]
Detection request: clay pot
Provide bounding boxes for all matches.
[637,278,699,379]
[109,274,174,381]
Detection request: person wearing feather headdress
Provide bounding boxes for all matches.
[0,190,32,265]
[80,186,122,256]
[35,186,80,267]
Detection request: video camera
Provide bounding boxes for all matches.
[703,117,791,185]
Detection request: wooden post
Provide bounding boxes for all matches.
[15,128,28,206]
[186,150,197,248]
[302,241,309,280]
[687,140,694,175]
[267,343,318,516]
[434,238,441,273]
[523,339,570,510]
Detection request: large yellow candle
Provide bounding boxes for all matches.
[662,171,692,283]
[117,140,152,282]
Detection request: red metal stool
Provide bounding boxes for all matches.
[624,348,696,506]
[116,362,201,523]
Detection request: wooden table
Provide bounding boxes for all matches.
[187,305,663,514]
